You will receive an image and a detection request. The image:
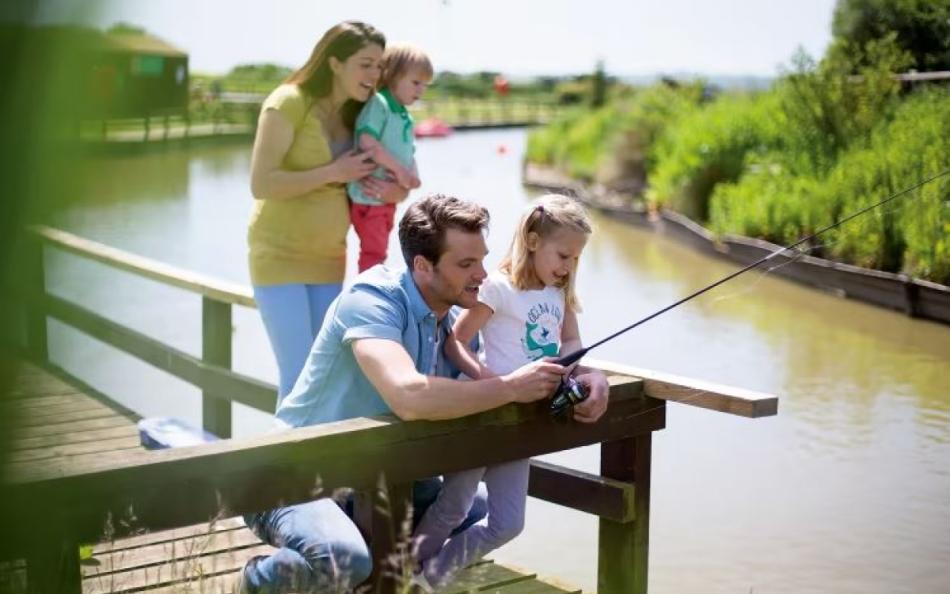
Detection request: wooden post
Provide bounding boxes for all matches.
[598,434,652,594]
[354,477,413,594]
[25,238,48,362]
[201,297,232,438]
[25,528,81,594]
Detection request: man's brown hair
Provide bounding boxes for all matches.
[399,194,490,269]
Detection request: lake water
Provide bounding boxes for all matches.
[46,129,950,594]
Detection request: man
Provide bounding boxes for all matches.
[240,195,609,593]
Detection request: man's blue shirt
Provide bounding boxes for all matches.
[276,266,456,428]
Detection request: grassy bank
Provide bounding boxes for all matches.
[526,43,949,284]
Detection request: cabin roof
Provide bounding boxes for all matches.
[102,32,187,57]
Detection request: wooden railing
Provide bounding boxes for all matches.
[11,226,777,593]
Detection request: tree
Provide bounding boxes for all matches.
[831,0,950,71]
[590,60,607,108]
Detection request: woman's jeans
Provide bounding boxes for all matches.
[242,478,488,593]
[254,283,342,404]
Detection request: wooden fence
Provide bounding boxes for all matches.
[7,226,777,593]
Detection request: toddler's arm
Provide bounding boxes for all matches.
[358,133,420,190]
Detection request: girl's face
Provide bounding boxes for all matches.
[391,67,431,106]
[331,43,384,102]
[529,228,588,289]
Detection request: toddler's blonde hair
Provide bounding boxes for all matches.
[380,43,433,90]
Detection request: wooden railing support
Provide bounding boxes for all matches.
[24,238,48,362]
[202,296,232,438]
[598,434,652,594]
[355,477,414,594]
[25,528,80,594]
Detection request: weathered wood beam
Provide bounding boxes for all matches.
[43,293,276,413]
[32,226,255,308]
[4,379,660,549]
[587,358,778,418]
[528,460,636,523]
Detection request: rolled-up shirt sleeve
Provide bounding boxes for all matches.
[339,285,405,344]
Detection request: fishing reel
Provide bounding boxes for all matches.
[549,375,589,418]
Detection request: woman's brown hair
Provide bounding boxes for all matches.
[285,21,385,129]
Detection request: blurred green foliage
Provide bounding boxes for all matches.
[831,0,950,71]
[526,29,949,283]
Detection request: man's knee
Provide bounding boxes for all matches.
[301,538,372,588]
[487,515,524,547]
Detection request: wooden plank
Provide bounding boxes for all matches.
[437,560,534,593]
[588,358,779,418]
[527,460,635,523]
[9,395,105,412]
[92,518,246,555]
[5,378,657,549]
[10,425,139,451]
[13,402,125,428]
[84,527,262,577]
[11,416,133,439]
[33,226,256,308]
[43,293,276,413]
[9,437,142,463]
[597,435,651,594]
[82,543,272,594]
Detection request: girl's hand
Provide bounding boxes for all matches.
[331,148,377,183]
[359,174,409,204]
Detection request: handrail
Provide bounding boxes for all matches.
[32,225,255,308]
[4,374,655,545]
[27,226,779,419]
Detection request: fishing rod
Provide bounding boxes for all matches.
[549,166,950,416]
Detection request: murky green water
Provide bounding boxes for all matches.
[47,130,950,593]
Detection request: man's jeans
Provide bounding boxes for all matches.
[242,478,488,593]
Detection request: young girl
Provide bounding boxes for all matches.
[411,194,593,590]
[347,43,432,272]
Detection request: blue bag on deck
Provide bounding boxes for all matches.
[137,417,220,449]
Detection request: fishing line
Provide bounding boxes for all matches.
[558,166,950,368]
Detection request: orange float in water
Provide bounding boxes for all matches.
[414,118,453,138]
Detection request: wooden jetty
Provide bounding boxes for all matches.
[0,227,778,593]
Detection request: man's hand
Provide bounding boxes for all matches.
[501,360,565,404]
[571,371,609,423]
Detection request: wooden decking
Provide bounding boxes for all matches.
[2,363,582,594]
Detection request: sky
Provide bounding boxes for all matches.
[34,0,838,77]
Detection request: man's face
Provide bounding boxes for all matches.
[417,228,488,315]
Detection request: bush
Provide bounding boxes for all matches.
[709,87,950,282]
[648,90,782,221]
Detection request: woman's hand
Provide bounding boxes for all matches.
[331,148,378,183]
[359,174,409,205]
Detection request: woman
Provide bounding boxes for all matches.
[248,21,408,403]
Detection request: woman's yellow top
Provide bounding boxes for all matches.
[247,84,350,286]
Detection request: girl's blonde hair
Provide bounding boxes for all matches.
[499,194,592,311]
[380,43,433,90]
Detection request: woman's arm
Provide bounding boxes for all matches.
[445,303,494,379]
[250,109,376,201]
[358,134,419,189]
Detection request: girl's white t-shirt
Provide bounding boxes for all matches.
[477,270,565,376]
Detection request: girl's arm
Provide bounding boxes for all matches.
[445,302,494,379]
[250,110,376,201]
[559,307,585,375]
[358,133,420,189]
